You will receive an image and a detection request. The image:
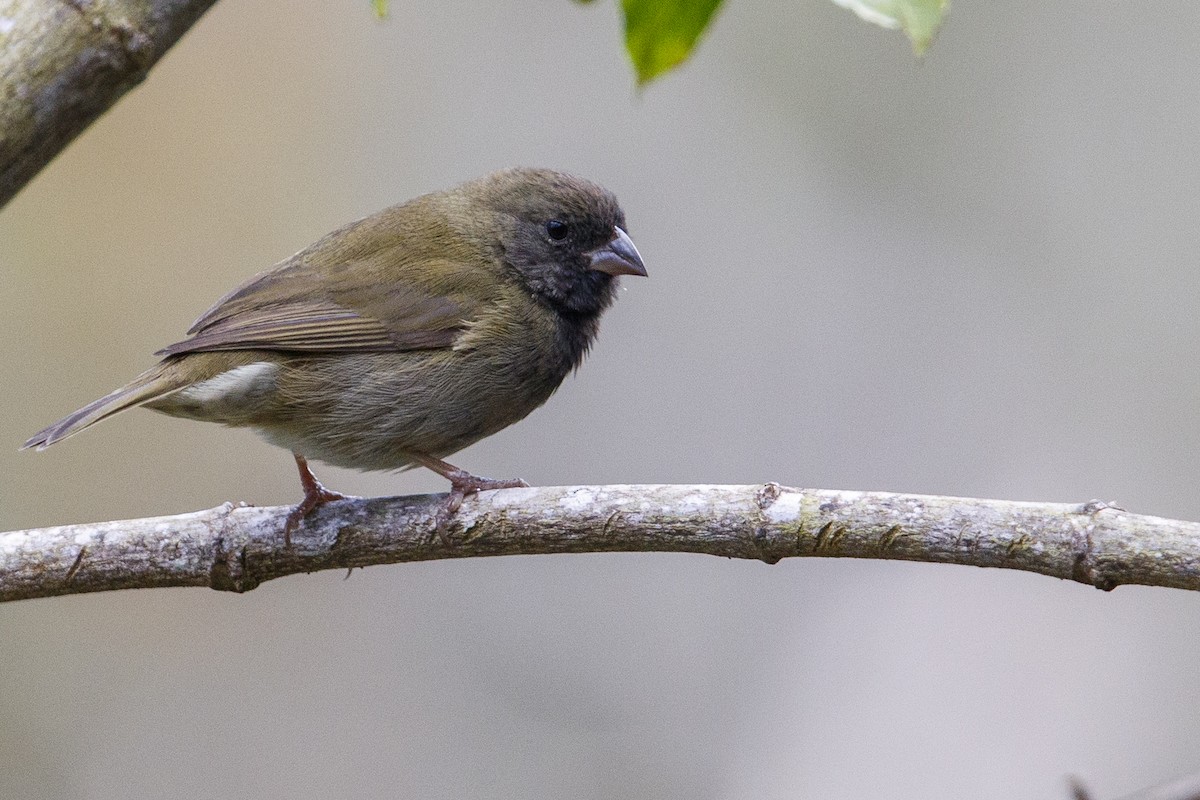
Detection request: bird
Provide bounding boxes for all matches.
[23,168,647,542]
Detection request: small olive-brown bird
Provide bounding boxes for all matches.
[24,168,646,539]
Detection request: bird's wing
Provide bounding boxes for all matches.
[156,259,471,357]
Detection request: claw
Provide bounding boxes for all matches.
[284,453,348,546]
[408,453,528,543]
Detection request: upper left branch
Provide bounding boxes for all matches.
[0,0,220,208]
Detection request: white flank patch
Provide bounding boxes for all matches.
[0,18,15,34]
[177,362,279,404]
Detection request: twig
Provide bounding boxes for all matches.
[0,0,220,208]
[1071,771,1200,800]
[3,484,1199,603]
[1116,772,1200,800]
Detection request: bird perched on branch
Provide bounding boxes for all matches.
[24,168,647,542]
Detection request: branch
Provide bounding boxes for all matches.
[1071,771,1200,800]
[3,484,1200,602]
[0,0,220,209]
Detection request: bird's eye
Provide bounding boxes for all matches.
[546,220,570,241]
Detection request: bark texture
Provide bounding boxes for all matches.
[0,0,219,208]
[3,484,1198,602]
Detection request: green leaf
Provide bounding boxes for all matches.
[372,0,388,19]
[621,0,725,85]
[830,0,950,55]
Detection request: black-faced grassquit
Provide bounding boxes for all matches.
[24,168,647,539]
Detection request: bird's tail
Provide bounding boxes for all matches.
[21,364,186,451]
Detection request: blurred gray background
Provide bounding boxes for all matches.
[3,1,1199,798]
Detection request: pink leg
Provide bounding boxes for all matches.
[408,452,528,537]
[284,453,347,546]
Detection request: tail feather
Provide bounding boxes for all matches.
[22,366,183,451]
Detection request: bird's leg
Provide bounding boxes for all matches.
[284,452,348,546]
[408,452,529,538]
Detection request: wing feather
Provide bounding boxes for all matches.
[159,211,489,357]
[158,269,469,357]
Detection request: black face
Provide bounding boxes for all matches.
[485,169,629,317]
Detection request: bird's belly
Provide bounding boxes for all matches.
[250,350,568,472]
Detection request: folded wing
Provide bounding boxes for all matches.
[157,259,470,357]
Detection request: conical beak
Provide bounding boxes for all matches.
[588,227,647,277]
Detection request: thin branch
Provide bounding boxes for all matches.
[1116,772,1200,800]
[3,484,1199,602]
[1071,771,1200,800]
[0,0,220,209]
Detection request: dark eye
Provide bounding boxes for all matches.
[546,220,570,241]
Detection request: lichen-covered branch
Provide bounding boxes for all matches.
[0,0,220,208]
[3,484,1199,602]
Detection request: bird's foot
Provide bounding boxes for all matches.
[405,452,528,543]
[435,471,530,542]
[285,453,348,547]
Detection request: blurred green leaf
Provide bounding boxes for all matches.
[372,0,388,19]
[830,0,949,55]
[621,0,724,85]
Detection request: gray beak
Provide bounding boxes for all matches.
[587,227,647,277]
